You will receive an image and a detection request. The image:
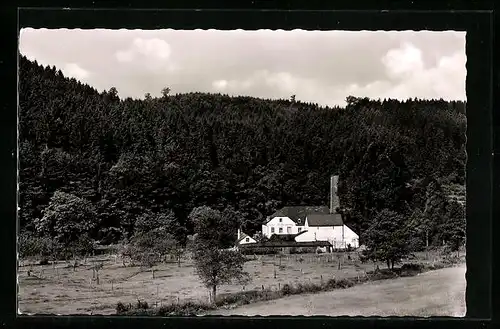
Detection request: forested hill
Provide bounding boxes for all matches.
[19,55,466,250]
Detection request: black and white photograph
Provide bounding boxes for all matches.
[17,28,466,317]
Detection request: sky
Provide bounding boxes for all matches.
[19,29,466,107]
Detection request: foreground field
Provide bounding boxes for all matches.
[209,263,466,317]
[18,251,462,315]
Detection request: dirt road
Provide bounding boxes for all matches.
[209,264,466,317]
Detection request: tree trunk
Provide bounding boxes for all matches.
[152,268,155,279]
[391,259,394,270]
[386,259,390,269]
[425,230,429,248]
[212,285,217,304]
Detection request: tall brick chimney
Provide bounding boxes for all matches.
[330,175,340,214]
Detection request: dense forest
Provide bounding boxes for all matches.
[18,55,466,257]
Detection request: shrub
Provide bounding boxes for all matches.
[116,302,130,314]
[401,263,424,272]
[367,268,398,281]
[155,302,215,316]
[217,289,281,307]
[281,284,292,295]
[326,278,337,289]
[116,300,215,316]
[136,300,149,310]
[38,259,50,265]
[335,278,356,289]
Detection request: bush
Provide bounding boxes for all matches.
[335,278,356,289]
[136,300,149,310]
[326,278,337,289]
[281,284,292,295]
[367,268,398,281]
[38,258,50,265]
[155,302,215,316]
[116,302,130,314]
[116,300,215,316]
[401,263,424,272]
[217,289,280,307]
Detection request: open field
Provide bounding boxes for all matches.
[18,251,463,315]
[208,263,466,317]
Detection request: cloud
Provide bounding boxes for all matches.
[62,63,90,80]
[382,42,424,79]
[212,79,228,90]
[345,44,466,102]
[115,37,176,71]
[19,29,465,105]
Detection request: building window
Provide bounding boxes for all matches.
[245,237,249,242]
[298,227,302,232]
[279,218,282,223]
[271,227,275,233]
[279,227,283,233]
[286,227,291,234]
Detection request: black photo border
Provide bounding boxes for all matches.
[1,1,497,329]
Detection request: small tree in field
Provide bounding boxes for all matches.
[189,206,250,303]
[128,222,184,276]
[192,241,249,303]
[363,209,411,269]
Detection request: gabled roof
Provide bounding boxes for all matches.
[306,213,343,227]
[236,232,252,244]
[266,206,330,224]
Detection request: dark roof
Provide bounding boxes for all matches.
[240,240,332,248]
[266,206,330,224]
[306,213,343,227]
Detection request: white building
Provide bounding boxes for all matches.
[261,175,359,249]
[235,229,257,246]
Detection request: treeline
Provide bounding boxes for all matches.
[18,55,466,257]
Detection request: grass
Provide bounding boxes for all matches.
[209,263,467,316]
[115,256,464,316]
[18,250,464,315]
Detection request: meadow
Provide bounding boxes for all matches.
[18,250,463,315]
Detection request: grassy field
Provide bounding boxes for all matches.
[18,250,463,315]
[208,263,466,317]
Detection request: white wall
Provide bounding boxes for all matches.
[295,222,359,249]
[262,216,359,248]
[343,225,359,248]
[239,236,257,245]
[262,216,305,237]
[295,226,342,242]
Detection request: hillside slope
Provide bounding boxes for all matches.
[18,55,466,249]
